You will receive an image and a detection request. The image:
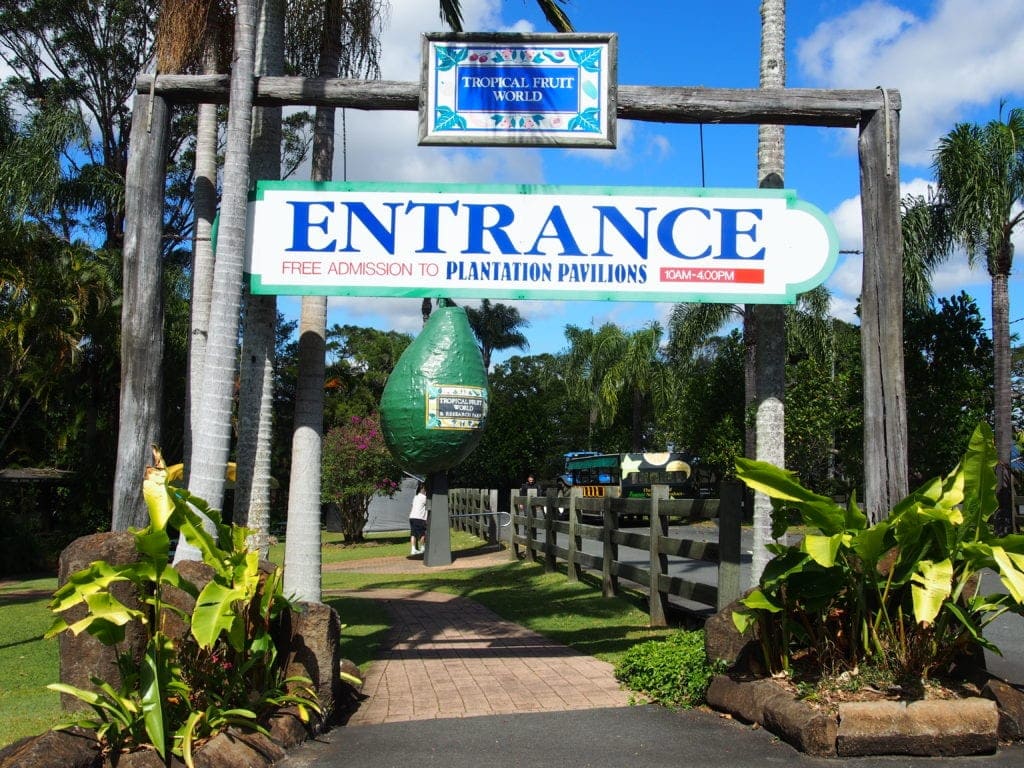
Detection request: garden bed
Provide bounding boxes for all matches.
[705,672,1024,757]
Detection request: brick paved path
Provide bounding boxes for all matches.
[333,587,635,726]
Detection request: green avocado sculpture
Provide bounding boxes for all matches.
[380,303,489,474]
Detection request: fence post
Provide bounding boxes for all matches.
[525,489,539,563]
[648,484,669,627]
[507,490,518,559]
[601,498,617,597]
[567,488,580,583]
[543,491,556,573]
[717,480,743,611]
[487,489,499,544]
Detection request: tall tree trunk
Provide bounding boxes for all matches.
[751,0,787,586]
[283,0,342,602]
[185,32,221,477]
[111,92,169,530]
[992,265,1014,534]
[178,0,257,561]
[235,0,284,556]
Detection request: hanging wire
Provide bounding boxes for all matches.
[341,108,347,182]
[698,123,706,187]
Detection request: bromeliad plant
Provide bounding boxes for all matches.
[733,422,1024,682]
[45,447,319,767]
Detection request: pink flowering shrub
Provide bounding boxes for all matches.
[322,413,403,542]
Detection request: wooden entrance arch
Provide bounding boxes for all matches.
[119,73,906,522]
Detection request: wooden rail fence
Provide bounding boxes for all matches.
[449,483,742,625]
[448,488,501,544]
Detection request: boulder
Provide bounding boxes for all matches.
[982,678,1024,742]
[0,727,99,768]
[282,601,344,728]
[57,533,147,711]
[703,594,764,675]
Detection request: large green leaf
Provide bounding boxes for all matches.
[736,458,845,534]
[850,521,892,572]
[133,528,172,564]
[759,549,812,589]
[963,421,998,522]
[140,635,176,760]
[191,580,244,650]
[48,560,131,613]
[991,546,1024,603]
[800,533,845,568]
[911,558,953,625]
[736,458,828,503]
[739,587,782,613]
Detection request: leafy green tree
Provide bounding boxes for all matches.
[465,299,530,370]
[0,0,159,248]
[663,330,745,487]
[784,320,862,498]
[451,353,589,492]
[563,323,630,449]
[600,323,671,451]
[904,292,993,484]
[904,108,1024,533]
[668,286,832,460]
[324,324,412,428]
[321,413,402,543]
[0,90,124,541]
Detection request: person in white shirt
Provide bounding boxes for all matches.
[409,482,428,555]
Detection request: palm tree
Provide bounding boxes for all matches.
[906,107,1024,534]
[748,0,788,584]
[563,323,626,449]
[601,323,672,451]
[668,286,832,447]
[465,299,530,369]
[178,0,257,561]
[180,0,230,479]
[900,190,953,313]
[284,0,384,602]
[234,0,285,558]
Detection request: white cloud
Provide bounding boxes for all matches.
[796,0,1024,166]
[822,176,1013,322]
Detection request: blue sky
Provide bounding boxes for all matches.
[290,0,1024,365]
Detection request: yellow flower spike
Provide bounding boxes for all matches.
[143,445,174,531]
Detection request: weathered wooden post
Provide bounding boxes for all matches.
[717,481,743,610]
[567,487,580,583]
[601,496,618,598]
[507,490,519,560]
[112,92,170,531]
[543,490,557,573]
[525,489,539,563]
[648,484,670,627]
[859,95,908,522]
[486,488,499,544]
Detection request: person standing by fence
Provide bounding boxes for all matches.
[409,481,428,556]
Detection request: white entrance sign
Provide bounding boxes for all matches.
[419,32,616,148]
[244,180,838,304]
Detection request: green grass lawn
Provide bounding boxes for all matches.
[0,531,685,748]
[0,579,61,748]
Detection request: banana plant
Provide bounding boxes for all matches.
[46,447,319,767]
[733,422,1024,679]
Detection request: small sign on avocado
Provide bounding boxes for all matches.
[429,385,488,429]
